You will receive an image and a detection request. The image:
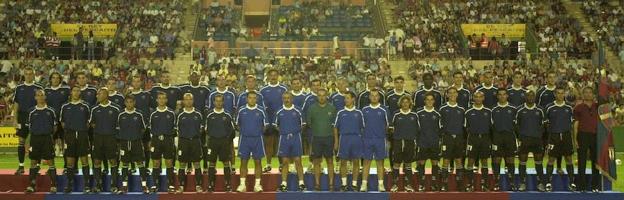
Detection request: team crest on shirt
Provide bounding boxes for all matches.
[80,107,84,111]
[133,116,138,121]
[484,112,488,116]
[507,110,512,114]
[121,116,127,120]
[193,116,199,120]
[141,95,146,99]
[222,116,226,120]
[108,110,113,115]
[166,114,171,118]
[377,111,382,116]
[431,115,437,120]
[410,116,415,120]
[292,112,297,116]
[46,112,51,116]
[255,113,260,116]
[535,111,540,115]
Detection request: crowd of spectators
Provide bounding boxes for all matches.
[197,2,242,41]
[582,0,624,62]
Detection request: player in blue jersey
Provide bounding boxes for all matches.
[176,93,205,193]
[260,69,288,173]
[475,71,498,109]
[149,92,177,193]
[151,72,182,110]
[439,87,466,192]
[415,93,442,192]
[238,75,266,109]
[544,88,576,192]
[45,72,70,157]
[129,75,153,170]
[90,87,121,193]
[76,71,97,107]
[537,71,557,109]
[106,78,125,110]
[464,91,493,192]
[334,92,364,191]
[236,91,268,193]
[117,95,149,194]
[180,72,210,111]
[207,75,237,114]
[491,88,518,191]
[507,72,527,107]
[357,74,385,109]
[331,78,350,111]
[413,73,443,109]
[290,77,308,109]
[449,72,471,109]
[205,94,236,192]
[386,76,410,115]
[13,67,43,175]
[389,95,418,192]
[24,90,58,194]
[360,89,389,192]
[61,87,91,193]
[515,90,546,192]
[276,92,306,192]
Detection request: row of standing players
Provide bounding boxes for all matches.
[14,68,600,193]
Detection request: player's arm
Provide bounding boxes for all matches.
[573,120,579,150]
[333,127,339,152]
[13,102,18,127]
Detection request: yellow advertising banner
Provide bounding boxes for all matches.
[0,127,18,148]
[461,24,526,38]
[51,24,117,38]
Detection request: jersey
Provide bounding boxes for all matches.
[475,84,498,109]
[515,104,545,138]
[275,106,304,135]
[207,87,237,114]
[149,107,177,136]
[117,109,146,140]
[357,89,386,109]
[439,103,465,136]
[45,85,70,116]
[179,84,210,111]
[306,103,337,137]
[237,90,266,110]
[176,108,204,139]
[386,89,410,115]
[545,102,574,133]
[131,90,152,116]
[416,108,442,148]
[537,85,556,109]
[205,109,235,138]
[390,110,419,140]
[291,90,308,109]
[361,105,389,138]
[90,102,121,135]
[465,106,492,135]
[260,83,288,126]
[28,106,57,135]
[449,85,471,109]
[413,86,443,109]
[334,107,365,135]
[60,101,90,131]
[151,84,181,110]
[14,82,44,113]
[491,103,517,133]
[302,93,318,115]
[80,85,98,107]
[236,105,268,137]
[507,86,527,107]
[108,91,125,110]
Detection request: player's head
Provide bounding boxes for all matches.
[394,76,405,91]
[546,71,557,86]
[247,91,258,107]
[156,92,168,107]
[424,92,435,108]
[366,73,377,88]
[473,91,484,106]
[97,87,109,104]
[310,79,321,94]
[76,71,88,86]
[70,86,81,101]
[512,72,523,86]
[189,71,200,85]
[337,77,348,91]
[267,69,279,83]
[453,71,464,86]
[35,89,46,104]
[399,95,412,110]
[447,87,458,103]
[369,88,381,105]
[344,91,356,108]
[497,88,508,104]
[555,87,566,102]
[106,78,117,92]
[483,71,493,85]
[131,75,142,89]
[582,87,594,101]
[525,90,536,104]
[291,77,303,91]
[23,67,35,83]
[183,93,194,109]
[423,73,434,88]
[125,94,135,110]
[216,75,226,88]
[49,71,62,87]
[161,71,171,85]
[245,75,257,90]
[317,88,328,105]
[282,92,293,107]
[214,94,224,109]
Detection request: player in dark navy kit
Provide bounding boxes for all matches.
[537,71,557,109]
[544,88,576,192]
[439,87,466,192]
[60,87,91,193]
[205,94,236,192]
[413,73,443,109]
[90,87,121,193]
[475,71,498,109]
[275,92,306,192]
[207,75,237,114]
[45,72,70,157]
[360,89,389,192]
[334,92,364,191]
[464,91,492,192]
[129,75,152,170]
[386,76,410,115]
[24,90,58,194]
[13,67,43,175]
[176,93,205,193]
[415,93,442,192]
[507,72,527,107]
[76,71,97,107]
[180,72,210,111]
[117,96,149,194]
[389,95,418,192]
[149,92,177,193]
[236,91,268,193]
[491,89,518,191]
[151,72,182,110]
[260,69,288,173]
[358,74,385,109]
[106,78,125,110]
[515,90,546,192]
[449,72,471,109]
[306,89,337,191]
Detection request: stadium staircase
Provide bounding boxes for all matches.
[379,0,398,29]
[561,0,623,69]
[168,0,199,85]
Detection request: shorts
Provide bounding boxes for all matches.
[119,140,145,163]
[440,134,465,160]
[518,135,544,154]
[466,133,491,159]
[311,136,334,159]
[93,134,119,161]
[150,135,176,160]
[264,125,279,136]
[29,135,55,160]
[362,138,387,160]
[64,130,91,157]
[178,137,203,163]
[391,139,416,163]
[546,132,574,157]
[278,133,303,157]
[492,132,518,157]
[206,137,233,162]
[16,111,29,138]
[417,146,440,160]
[337,135,362,160]
[238,136,265,160]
